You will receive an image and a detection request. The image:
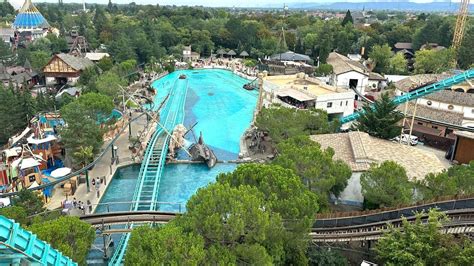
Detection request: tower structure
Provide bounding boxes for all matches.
[452,0,469,50]
[12,0,50,41]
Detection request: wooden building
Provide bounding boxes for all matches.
[43,53,94,86]
[451,131,474,164]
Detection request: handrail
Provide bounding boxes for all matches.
[0,112,148,198]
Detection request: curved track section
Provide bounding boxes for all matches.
[341,69,474,124]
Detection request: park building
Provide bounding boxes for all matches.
[12,0,51,44]
[43,53,94,87]
[326,52,370,97]
[262,72,355,118]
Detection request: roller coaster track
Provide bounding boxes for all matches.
[0,215,76,265]
[80,198,474,244]
[340,69,474,124]
[108,76,188,265]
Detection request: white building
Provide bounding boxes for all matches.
[327,52,369,96]
[263,73,355,118]
[182,45,200,62]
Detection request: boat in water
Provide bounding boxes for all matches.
[179,74,187,79]
[243,83,255,90]
[188,132,217,168]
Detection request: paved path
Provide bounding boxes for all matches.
[46,112,149,212]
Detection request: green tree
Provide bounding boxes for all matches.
[255,107,338,145]
[314,64,333,76]
[73,146,94,168]
[179,182,283,264]
[29,50,51,71]
[307,246,348,266]
[95,71,126,99]
[458,25,474,70]
[414,48,455,74]
[416,161,474,200]
[273,136,351,209]
[126,224,205,265]
[369,44,393,73]
[0,1,15,17]
[29,216,95,265]
[0,206,28,225]
[341,10,353,26]
[375,209,474,265]
[13,189,44,216]
[353,93,403,140]
[389,52,408,74]
[97,56,114,72]
[217,163,319,264]
[361,161,413,209]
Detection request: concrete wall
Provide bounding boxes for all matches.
[315,91,355,116]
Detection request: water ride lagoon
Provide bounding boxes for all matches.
[99,68,257,215]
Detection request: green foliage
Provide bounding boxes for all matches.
[60,93,113,161]
[361,161,413,209]
[375,209,474,265]
[458,25,474,70]
[389,52,408,74]
[353,93,403,140]
[314,63,333,76]
[0,206,28,225]
[125,224,205,265]
[243,59,257,67]
[13,189,44,216]
[369,44,393,73]
[274,136,351,209]
[341,10,353,26]
[307,246,348,266]
[217,163,319,264]
[180,182,284,264]
[29,50,51,71]
[416,161,474,200]
[73,146,94,167]
[95,71,127,99]
[414,48,455,74]
[0,1,15,17]
[255,107,338,145]
[29,216,95,265]
[97,56,114,72]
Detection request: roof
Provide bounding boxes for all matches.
[276,87,315,102]
[84,53,110,61]
[227,50,237,56]
[368,72,386,81]
[11,157,41,170]
[27,134,57,145]
[327,52,368,76]
[55,54,94,71]
[311,131,446,180]
[13,0,50,30]
[270,51,311,62]
[394,74,451,92]
[455,131,474,140]
[397,102,464,126]
[55,87,81,98]
[240,51,249,57]
[394,42,413,50]
[423,90,474,107]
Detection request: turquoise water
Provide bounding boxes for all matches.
[98,69,256,211]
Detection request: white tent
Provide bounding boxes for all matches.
[11,157,41,170]
[50,167,72,178]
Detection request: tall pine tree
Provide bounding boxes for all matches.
[342,10,353,26]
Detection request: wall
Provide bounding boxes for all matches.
[333,71,368,95]
[315,91,355,116]
[454,136,474,164]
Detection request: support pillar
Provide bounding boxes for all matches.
[85,170,90,193]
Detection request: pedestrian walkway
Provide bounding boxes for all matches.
[46,112,149,212]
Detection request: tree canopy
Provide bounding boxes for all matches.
[375,209,474,265]
[352,93,403,140]
[29,216,95,265]
[273,136,351,210]
[361,161,413,209]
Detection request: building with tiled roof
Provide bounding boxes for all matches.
[326,52,369,96]
[43,53,94,86]
[311,131,447,205]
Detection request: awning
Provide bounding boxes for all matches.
[276,88,315,102]
[11,157,41,170]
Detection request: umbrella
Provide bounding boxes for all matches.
[217,49,225,58]
[227,50,237,58]
[50,167,72,178]
[240,51,249,58]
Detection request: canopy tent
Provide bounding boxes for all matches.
[11,157,41,170]
[270,51,311,62]
[239,51,249,58]
[50,167,71,178]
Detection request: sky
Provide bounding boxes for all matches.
[9,0,460,9]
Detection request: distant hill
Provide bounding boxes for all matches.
[284,2,473,12]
